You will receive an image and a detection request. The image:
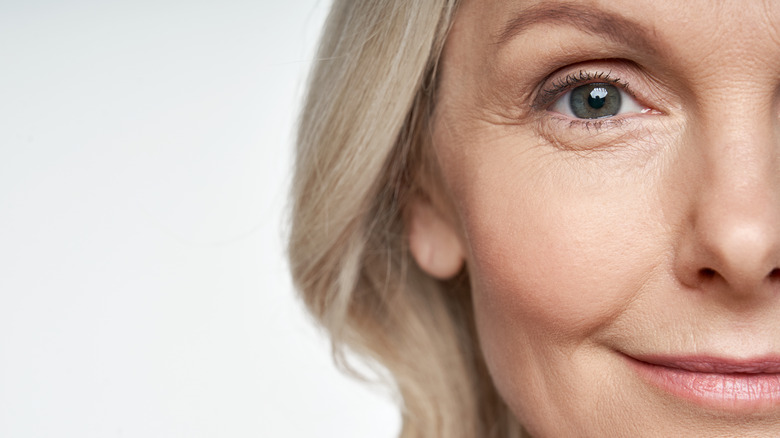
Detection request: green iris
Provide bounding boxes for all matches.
[569,83,621,119]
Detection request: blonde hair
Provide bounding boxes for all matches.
[289,1,524,436]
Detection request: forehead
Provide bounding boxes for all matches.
[448,0,780,68]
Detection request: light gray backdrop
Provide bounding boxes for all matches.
[0,1,399,436]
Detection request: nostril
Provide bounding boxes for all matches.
[700,268,717,279]
[769,268,780,280]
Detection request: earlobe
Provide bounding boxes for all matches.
[406,197,465,279]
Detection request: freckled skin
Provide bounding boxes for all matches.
[426,0,780,436]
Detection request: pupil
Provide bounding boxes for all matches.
[588,87,608,109]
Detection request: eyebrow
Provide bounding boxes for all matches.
[496,2,658,54]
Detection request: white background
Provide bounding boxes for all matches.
[0,1,399,437]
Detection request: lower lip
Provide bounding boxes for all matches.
[626,356,780,411]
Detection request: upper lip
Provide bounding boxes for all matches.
[629,355,780,374]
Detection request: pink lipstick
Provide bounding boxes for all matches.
[626,354,780,411]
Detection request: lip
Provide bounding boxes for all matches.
[625,354,780,411]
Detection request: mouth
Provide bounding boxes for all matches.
[624,353,780,411]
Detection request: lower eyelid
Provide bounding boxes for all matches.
[535,115,650,152]
[548,113,628,130]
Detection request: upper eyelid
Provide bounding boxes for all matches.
[547,70,622,96]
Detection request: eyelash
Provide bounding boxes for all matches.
[534,70,634,129]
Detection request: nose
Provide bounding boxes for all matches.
[674,112,780,300]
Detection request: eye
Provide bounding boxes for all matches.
[550,82,645,119]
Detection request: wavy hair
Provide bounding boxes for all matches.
[288,1,524,436]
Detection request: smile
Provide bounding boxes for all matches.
[625,354,780,411]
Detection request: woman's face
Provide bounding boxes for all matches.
[408,0,780,435]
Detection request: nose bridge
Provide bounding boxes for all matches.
[703,109,777,212]
[680,92,780,296]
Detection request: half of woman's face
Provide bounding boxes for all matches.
[407,0,780,435]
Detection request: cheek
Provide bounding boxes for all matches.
[468,194,646,335]
[454,147,665,362]
[453,157,666,425]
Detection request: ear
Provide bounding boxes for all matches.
[405,197,465,279]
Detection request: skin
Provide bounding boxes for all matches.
[406,0,780,436]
